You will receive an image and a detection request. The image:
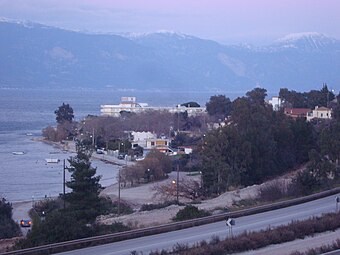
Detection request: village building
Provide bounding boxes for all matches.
[284,108,311,119]
[101,97,206,117]
[268,96,283,111]
[130,131,157,148]
[306,106,332,121]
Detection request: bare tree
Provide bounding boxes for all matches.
[42,126,58,141]
[120,164,145,187]
[153,178,201,201]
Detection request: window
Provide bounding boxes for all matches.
[151,142,155,146]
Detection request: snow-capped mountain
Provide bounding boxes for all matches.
[0,19,339,92]
[271,32,340,52]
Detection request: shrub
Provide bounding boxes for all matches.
[33,198,63,216]
[259,180,289,202]
[0,198,20,239]
[140,201,183,212]
[92,222,130,235]
[109,201,134,215]
[173,205,211,221]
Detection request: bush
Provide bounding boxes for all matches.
[259,180,289,202]
[140,201,184,212]
[92,222,130,235]
[33,198,63,216]
[173,205,211,221]
[14,209,131,249]
[109,201,134,215]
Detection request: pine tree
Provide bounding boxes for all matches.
[65,147,102,223]
[55,102,74,124]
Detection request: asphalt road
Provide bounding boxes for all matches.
[57,195,339,255]
[12,201,32,236]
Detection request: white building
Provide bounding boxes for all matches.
[268,96,282,111]
[101,97,206,117]
[306,106,332,121]
[131,131,157,148]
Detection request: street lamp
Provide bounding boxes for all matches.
[118,142,124,153]
[146,168,151,182]
[172,163,180,204]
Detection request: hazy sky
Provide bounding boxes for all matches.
[0,0,339,45]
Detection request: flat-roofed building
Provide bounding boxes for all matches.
[101,97,206,117]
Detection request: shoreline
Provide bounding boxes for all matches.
[35,137,126,166]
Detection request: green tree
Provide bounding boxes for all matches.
[231,91,278,185]
[279,88,307,108]
[200,125,252,194]
[320,119,340,173]
[0,198,20,239]
[19,210,92,247]
[246,87,267,105]
[64,147,102,223]
[200,87,315,194]
[205,95,232,120]
[55,103,74,124]
[291,118,316,164]
[332,93,340,120]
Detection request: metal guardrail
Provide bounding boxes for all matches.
[2,187,340,255]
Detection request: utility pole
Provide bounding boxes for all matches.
[92,128,95,149]
[118,154,128,216]
[118,167,121,216]
[336,196,340,213]
[63,160,66,195]
[176,163,179,204]
[63,159,74,209]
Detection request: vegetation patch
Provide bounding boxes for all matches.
[173,205,211,221]
[0,198,20,239]
[140,200,183,212]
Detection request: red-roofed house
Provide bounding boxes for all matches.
[284,108,311,119]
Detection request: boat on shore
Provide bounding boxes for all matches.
[45,158,60,163]
[12,151,25,155]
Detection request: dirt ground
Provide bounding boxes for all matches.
[99,169,295,228]
[0,238,21,253]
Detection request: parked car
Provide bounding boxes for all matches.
[118,153,125,160]
[96,149,105,154]
[20,219,32,227]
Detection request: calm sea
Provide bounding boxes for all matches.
[0,88,221,202]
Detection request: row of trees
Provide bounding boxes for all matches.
[200,87,340,195]
[43,103,208,148]
[279,84,335,108]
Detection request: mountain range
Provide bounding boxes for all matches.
[1,19,340,93]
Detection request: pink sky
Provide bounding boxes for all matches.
[0,0,339,44]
